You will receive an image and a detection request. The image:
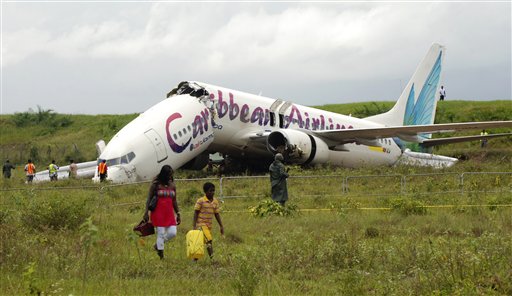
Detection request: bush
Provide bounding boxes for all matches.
[249,199,298,217]
[365,227,379,238]
[389,197,427,216]
[182,188,203,207]
[12,106,72,128]
[21,196,92,231]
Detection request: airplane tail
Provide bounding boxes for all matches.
[365,43,445,131]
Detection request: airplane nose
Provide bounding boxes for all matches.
[107,165,137,183]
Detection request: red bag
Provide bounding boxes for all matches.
[133,220,155,237]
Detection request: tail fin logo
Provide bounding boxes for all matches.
[403,52,443,134]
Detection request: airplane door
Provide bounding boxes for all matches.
[144,129,168,163]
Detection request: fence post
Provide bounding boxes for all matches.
[219,177,224,198]
[401,175,405,196]
[460,173,464,196]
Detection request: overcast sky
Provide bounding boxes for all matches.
[1,1,511,115]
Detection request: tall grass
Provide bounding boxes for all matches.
[0,100,511,294]
[1,161,511,295]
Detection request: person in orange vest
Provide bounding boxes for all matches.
[24,159,36,183]
[98,159,108,182]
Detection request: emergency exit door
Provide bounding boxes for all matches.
[144,129,168,163]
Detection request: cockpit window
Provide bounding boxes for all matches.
[105,152,136,166]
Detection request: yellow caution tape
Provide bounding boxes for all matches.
[222,204,512,213]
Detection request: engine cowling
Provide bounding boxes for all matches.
[266,129,329,165]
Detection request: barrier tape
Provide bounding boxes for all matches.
[220,204,512,213]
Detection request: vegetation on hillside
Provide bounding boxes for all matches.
[0,101,510,168]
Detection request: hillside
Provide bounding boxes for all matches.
[0,100,510,167]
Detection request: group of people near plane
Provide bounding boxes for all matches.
[1,158,104,183]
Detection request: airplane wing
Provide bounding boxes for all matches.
[34,160,98,183]
[420,133,512,147]
[315,121,512,144]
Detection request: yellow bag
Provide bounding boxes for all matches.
[186,230,205,260]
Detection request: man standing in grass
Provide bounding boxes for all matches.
[98,159,108,182]
[269,153,289,206]
[3,160,15,179]
[69,159,78,179]
[24,159,36,183]
[193,182,224,260]
[48,160,59,181]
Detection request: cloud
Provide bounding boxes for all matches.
[1,2,510,114]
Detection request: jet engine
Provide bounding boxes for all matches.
[266,129,329,165]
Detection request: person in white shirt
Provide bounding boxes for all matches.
[439,86,446,101]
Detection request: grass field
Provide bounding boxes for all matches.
[1,159,511,295]
[1,100,511,295]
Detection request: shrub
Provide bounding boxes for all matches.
[182,188,203,206]
[365,227,380,238]
[249,199,298,217]
[389,197,427,216]
[21,196,92,231]
[12,106,72,128]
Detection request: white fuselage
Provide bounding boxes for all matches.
[99,81,402,183]
[202,82,402,166]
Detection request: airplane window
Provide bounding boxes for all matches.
[188,126,191,132]
[173,134,178,140]
[183,128,187,134]
[107,158,120,166]
[127,152,136,162]
[179,131,182,137]
[121,155,128,164]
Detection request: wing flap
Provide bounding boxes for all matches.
[315,121,512,143]
[421,133,512,147]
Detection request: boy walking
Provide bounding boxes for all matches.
[193,182,224,259]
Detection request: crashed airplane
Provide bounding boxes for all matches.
[34,43,512,183]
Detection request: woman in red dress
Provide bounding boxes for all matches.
[143,165,181,259]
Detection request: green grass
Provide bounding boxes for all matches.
[1,159,511,295]
[0,100,511,295]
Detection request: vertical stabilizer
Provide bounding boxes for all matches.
[365,43,445,131]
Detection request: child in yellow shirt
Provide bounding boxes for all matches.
[193,182,224,259]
